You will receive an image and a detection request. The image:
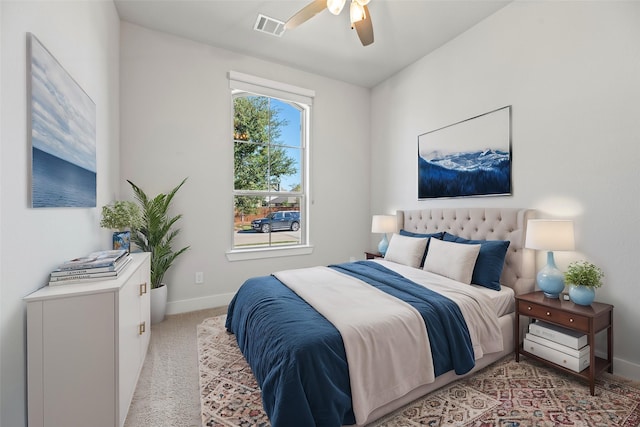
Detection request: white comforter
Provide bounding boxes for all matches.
[377,260,504,359]
[273,261,503,425]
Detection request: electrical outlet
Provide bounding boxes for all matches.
[195,272,204,284]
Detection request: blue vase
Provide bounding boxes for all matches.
[569,285,595,306]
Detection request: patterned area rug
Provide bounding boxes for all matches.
[198,315,640,426]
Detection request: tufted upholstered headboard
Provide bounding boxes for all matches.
[396,208,536,295]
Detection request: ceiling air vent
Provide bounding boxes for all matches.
[254,14,286,37]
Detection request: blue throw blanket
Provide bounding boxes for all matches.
[225,261,474,427]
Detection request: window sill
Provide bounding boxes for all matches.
[226,245,314,261]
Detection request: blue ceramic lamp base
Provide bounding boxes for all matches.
[378,234,389,256]
[537,251,565,299]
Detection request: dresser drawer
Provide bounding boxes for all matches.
[518,300,589,332]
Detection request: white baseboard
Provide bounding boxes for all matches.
[612,356,640,381]
[166,292,235,315]
[595,349,640,381]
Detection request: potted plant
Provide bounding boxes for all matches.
[128,178,190,323]
[100,201,143,252]
[564,260,604,306]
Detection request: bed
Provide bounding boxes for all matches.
[225,207,535,427]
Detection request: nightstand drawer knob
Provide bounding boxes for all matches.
[527,306,532,310]
[569,318,574,322]
[546,312,551,316]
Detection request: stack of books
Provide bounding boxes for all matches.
[523,321,590,372]
[49,249,132,286]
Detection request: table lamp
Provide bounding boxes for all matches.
[525,219,575,298]
[371,214,396,256]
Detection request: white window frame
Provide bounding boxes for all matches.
[226,71,314,261]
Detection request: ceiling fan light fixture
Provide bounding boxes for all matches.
[350,1,366,25]
[286,0,374,46]
[327,0,347,15]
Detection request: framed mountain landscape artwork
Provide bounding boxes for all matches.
[28,33,96,208]
[418,106,511,199]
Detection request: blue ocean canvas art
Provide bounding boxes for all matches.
[418,106,511,199]
[29,34,96,208]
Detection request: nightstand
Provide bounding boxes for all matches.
[515,291,613,395]
[364,251,383,260]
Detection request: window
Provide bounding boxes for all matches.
[229,72,313,256]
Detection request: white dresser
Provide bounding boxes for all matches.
[25,252,151,427]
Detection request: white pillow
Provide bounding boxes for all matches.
[423,238,481,284]
[383,233,429,268]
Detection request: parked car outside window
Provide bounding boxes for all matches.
[251,211,300,233]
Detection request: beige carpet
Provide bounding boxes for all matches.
[125,307,227,427]
[199,315,640,427]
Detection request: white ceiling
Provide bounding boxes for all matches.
[114,0,511,88]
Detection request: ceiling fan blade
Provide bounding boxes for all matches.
[353,5,374,46]
[285,0,327,30]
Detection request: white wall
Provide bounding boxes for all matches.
[371,1,640,379]
[0,5,4,425]
[119,23,371,313]
[0,1,120,425]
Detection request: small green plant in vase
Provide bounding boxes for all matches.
[564,260,604,306]
[100,201,143,252]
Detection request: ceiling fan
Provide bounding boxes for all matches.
[285,0,374,46]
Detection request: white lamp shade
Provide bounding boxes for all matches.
[525,219,575,251]
[371,215,396,233]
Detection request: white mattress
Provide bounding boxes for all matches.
[471,284,515,317]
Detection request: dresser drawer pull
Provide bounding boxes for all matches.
[527,306,532,310]
[139,322,146,335]
[139,282,147,296]
[569,318,574,323]
[546,312,551,316]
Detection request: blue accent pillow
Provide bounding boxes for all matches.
[399,230,444,266]
[442,232,510,291]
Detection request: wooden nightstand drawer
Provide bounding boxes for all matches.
[518,300,589,332]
